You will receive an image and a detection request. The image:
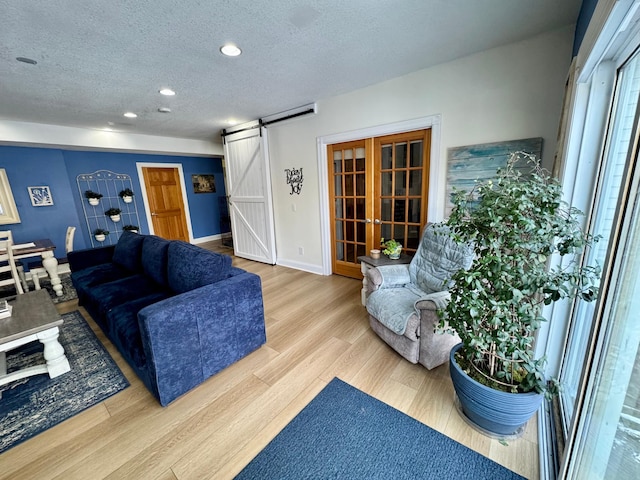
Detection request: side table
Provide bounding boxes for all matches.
[357,254,412,306]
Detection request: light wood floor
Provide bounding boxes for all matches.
[0,244,539,479]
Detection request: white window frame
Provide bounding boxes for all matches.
[536,1,640,478]
[0,169,21,225]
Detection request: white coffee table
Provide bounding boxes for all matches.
[0,289,70,396]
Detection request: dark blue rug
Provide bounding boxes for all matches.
[236,378,525,480]
[0,311,129,453]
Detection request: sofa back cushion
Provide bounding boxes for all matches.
[409,223,474,294]
[142,235,170,286]
[167,241,232,293]
[112,231,144,272]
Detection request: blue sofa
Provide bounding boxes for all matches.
[68,231,266,406]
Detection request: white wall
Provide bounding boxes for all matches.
[267,26,574,273]
[0,119,222,156]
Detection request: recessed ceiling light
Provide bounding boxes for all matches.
[220,44,242,57]
[123,112,137,118]
[227,119,239,126]
[159,88,176,96]
[158,107,171,113]
[16,57,37,65]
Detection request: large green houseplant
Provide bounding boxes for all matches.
[437,152,600,435]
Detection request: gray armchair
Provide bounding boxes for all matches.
[365,223,473,369]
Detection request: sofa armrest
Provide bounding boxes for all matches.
[415,291,460,370]
[68,245,116,272]
[137,271,266,406]
[366,264,411,293]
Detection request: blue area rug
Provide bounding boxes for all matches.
[0,311,129,454]
[236,378,525,480]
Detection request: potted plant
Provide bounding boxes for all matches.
[105,207,122,222]
[119,188,134,203]
[437,152,600,436]
[122,224,139,233]
[380,238,402,259]
[84,190,103,206]
[93,228,109,242]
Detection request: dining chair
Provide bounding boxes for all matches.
[27,226,76,290]
[0,230,25,295]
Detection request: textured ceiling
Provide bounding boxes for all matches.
[0,0,582,142]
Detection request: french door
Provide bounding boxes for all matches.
[328,129,430,278]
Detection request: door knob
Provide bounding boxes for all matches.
[358,218,372,223]
[374,219,381,224]
[151,212,158,216]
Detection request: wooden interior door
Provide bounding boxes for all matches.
[141,167,189,241]
[328,129,430,279]
[329,139,373,278]
[374,130,430,255]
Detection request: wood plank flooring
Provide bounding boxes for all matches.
[0,244,539,479]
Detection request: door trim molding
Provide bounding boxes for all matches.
[136,162,194,242]
[316,114,442,275]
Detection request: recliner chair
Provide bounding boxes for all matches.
[365,223,473,369]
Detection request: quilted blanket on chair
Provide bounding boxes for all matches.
[366,287,451,336]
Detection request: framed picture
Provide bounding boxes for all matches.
[192,174,216,193]
[28,186,54,206]
[445,137,543,216]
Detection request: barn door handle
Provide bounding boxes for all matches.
[151,212,158,216]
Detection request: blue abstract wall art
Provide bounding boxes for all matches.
[445,137,543,217]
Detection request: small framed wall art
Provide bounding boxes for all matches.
[28,186,54,206]
[192,174,216,193]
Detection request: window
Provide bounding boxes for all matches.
[562,48,640,479]
[560,48,640,433]
[539,2,640,478]
[0,169,21,225]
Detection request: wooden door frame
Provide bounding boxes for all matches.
[317,115,442,275]
[136,162,194,242]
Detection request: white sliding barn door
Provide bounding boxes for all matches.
[223,126,277,264]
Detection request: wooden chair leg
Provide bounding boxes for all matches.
[17,265,29,292]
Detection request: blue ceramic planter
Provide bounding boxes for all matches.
[449,343,544,436]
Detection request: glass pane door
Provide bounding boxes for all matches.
[375,131,430,256]
[329,140,369,278]
[328,129,431,279]
[567,124,640,479]
[559,49,640,431]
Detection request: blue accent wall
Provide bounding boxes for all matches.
[0,145,226,259]
[573,0,598,57]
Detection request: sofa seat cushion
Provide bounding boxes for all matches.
[112,231,145,272]
[167,242,231,294]
[91,274,171,317]
[71,263,136,291]
[141,235,170,287]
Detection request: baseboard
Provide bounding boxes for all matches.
[276,258,325,275]
[192,234,223,244]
